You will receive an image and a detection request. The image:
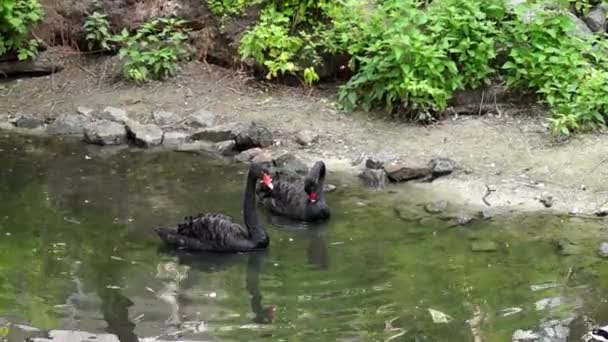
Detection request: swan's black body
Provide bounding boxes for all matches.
[257,161,330,222]
[155,163,270,252]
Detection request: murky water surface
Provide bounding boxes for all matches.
[1,134,608,341]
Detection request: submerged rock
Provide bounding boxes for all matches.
[394,205,424,222]
[512,329,540,341]
[126,120,164,147]
[162,131,189,147]
[557,240,582,256]
[12,114,44,129]
[428,157,455,179]
[99,106,128,123]
[424,200,448,214]
[384,163,430,182]
[235,147,263,163]
[295,129,319,146]
[324,184,337,193]
[598,242,608,258]
[456,214,474,225]
[174,141,214,153]
[191,122,241,142]
[359,168,387,190]
[83,120,127,145]
[214,140,236,156]
[46,113,91,135]
[471,240,498,252]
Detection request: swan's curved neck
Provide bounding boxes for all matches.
[243,170,267,244]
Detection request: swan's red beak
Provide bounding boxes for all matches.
[261,172,273,190]
[308,192,318,203]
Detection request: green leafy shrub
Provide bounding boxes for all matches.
[83,11,113,51]
[503,8,608,134]
[113,17,191,83]
[0,0,43,59]
[207,0,255,16]
[338,0,505,119]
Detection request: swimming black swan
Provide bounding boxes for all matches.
[155,163,274,252]
[256,161,330,222]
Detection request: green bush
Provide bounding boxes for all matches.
[113,17,191,83]
[83,11,113,51]
[503,8,608,134]
[339,0,505,119]
[0,0,43,60]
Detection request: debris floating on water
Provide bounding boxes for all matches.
[428,308,453,323]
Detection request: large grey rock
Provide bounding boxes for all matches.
[12,114,44,129]
[214,140,236,156]
[99,106,128,123]
[429,157,455,178]
[162,131,189,147]
[152,109,180,125]
[83,120,127,145]
[585,5,607,32]
[46,114,91,135]
[189,109,216,128]
[126,120,164,147]
[366,151,397,169]
[567,12,594,39]
[77,106,95,117]
[424,200,448,214]
[190,122,243,142]
[234,121,273,151]
[384,163,430,182]
[190,121,273,151]
[359,169,387,190]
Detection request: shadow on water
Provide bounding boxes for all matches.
[3,134,608,341]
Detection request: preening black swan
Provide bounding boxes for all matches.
[257,161,330,222]
[155,163,274,252]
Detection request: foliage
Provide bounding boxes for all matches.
[339,0,505,118]
[83,11,113,51]
[503,8,608,134]
[113,17,191,83]
[206,0,256,16]
[0,0,43,58]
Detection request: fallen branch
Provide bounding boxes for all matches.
[482,184,496,207]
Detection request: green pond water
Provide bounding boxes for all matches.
[1,134,608,341]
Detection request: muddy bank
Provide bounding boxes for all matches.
[2,55,608,218]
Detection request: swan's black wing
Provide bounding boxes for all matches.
[156,213,256,252]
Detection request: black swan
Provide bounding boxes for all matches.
[256,161,330,222]
[155,163,274,252]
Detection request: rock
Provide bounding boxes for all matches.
[428,157,455,178]
[471,240,498,252]
[272,153,309,181]
[83,120,127,145]
[594,203,608,216]
[214,140,236,156]
[567,12,594,39]
[46,113,91,135]
[394,205,425,222]
[598,242,608,258]
[365,151,397,169]
[189,109,216,128]
[585,5,607,32]
[234,121,273,151]
[77,106,95,117]
[99,106,128,123]
[539,192,553,208]
[125,120,164,147]
[424,200,448,214]
[384,163,430,182]
[251,152,273,164]
[162,131,189,147]
[152,109,180,125]
[512,329,540,341]
[190,122,243,142]
[557,239,582,256]
[235,147,263,163]
[12,114,44,129]
[295,130,319,146]
[535,297,561,311]
[0,121,14,130]
[324,184,337,193]
[538,319,569,341]
[481,208,500,220]
[359,169,387,190]
[456,214,474,225]
[174,141,215,153]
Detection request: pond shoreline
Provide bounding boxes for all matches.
[3,54,608,218]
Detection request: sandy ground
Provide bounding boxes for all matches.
[3,52,608,215]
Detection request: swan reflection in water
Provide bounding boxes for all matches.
[155,247,276,329]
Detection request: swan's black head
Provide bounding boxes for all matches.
[304,161,326,203]
[250,162,274,190]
